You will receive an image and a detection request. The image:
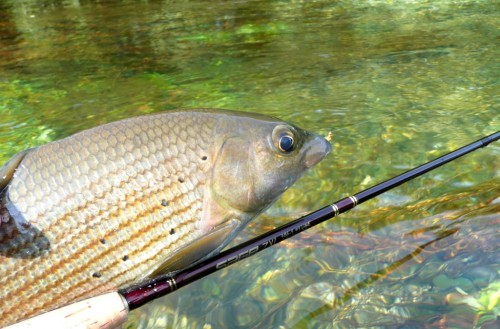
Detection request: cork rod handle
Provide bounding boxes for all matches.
[4,292,129,329]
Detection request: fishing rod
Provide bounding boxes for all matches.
[6,130,499,329]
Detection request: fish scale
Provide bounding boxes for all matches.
[0,110,331,327]
[0,112,213,325]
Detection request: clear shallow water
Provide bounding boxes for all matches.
[0,0,498,328]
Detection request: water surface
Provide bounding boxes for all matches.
[0,0,498,328]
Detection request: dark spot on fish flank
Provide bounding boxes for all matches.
[170,228,175,235]
[92,272,102,278]
[21,221,31,229]
[178,177,184,183]
[201,155,207,161]
[122,255,129,261]
[100,238,106,244]
[161,199,168,207]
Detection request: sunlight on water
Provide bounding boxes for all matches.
[0,0,498,328]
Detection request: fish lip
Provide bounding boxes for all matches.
[303,134,332,168]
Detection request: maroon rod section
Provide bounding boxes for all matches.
[121,130,499,311]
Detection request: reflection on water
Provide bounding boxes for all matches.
[0,0,498,328]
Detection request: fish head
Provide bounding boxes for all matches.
[202,113,331,233]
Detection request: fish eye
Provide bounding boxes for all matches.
[279,134,294,153]
[272,125,296,154]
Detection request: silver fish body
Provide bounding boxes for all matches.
[0,109,331,326]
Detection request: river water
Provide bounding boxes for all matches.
[0,1,498,328]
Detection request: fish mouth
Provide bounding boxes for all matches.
[303,133,332,168]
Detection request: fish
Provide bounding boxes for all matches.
[0,109,331,326]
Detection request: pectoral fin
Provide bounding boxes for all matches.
[146,219,239,278]
[0,149,31,192]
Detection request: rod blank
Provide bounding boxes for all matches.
[121,130,499,310]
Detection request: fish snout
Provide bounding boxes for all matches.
[303,134,332,168]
